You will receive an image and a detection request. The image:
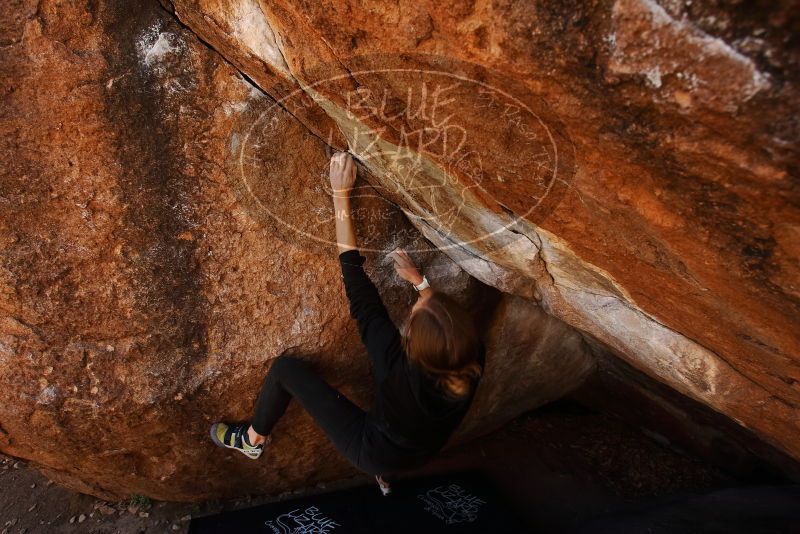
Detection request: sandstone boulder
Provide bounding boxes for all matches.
[0,0,593,500]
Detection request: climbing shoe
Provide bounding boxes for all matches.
[210,422,263,460]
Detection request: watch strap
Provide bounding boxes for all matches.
[413,276,430,292]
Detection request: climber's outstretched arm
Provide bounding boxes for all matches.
[330,152,402,381]
[330,152,357,255]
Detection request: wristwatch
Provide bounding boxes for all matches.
[413,276,430,292]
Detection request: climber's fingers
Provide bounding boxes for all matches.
[329,152,356,193]
[389,248,423,285]
[389,248,414,269]
[342,153,356,185]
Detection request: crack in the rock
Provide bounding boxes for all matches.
[259,11,291,76]
[496,211,794,411]
[556,273,793,410]
[159,2,338,153]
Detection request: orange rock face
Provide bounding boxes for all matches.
[1,0,798,500]
[0,0,594,500]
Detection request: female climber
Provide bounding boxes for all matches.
[210,152,483,495]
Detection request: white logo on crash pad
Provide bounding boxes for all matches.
[264,505,340,533]
[418,483,486,524]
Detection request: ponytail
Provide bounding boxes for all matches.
[437,363,482,397]
[403,292,482,398]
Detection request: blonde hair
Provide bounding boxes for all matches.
[402,292,482,398]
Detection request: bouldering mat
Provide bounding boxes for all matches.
[189,472,528,533]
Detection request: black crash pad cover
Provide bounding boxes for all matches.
[189,472,527,533]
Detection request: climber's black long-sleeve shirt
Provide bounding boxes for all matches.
[339,249,478,462]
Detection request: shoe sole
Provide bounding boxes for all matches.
[209,424,262,460]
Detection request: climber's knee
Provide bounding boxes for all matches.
[269,353,310,378]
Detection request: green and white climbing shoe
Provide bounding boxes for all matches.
[210,422,263,460]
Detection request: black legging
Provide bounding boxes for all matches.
[251,355,411,475]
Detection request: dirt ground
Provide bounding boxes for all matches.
[0,402,735,533]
